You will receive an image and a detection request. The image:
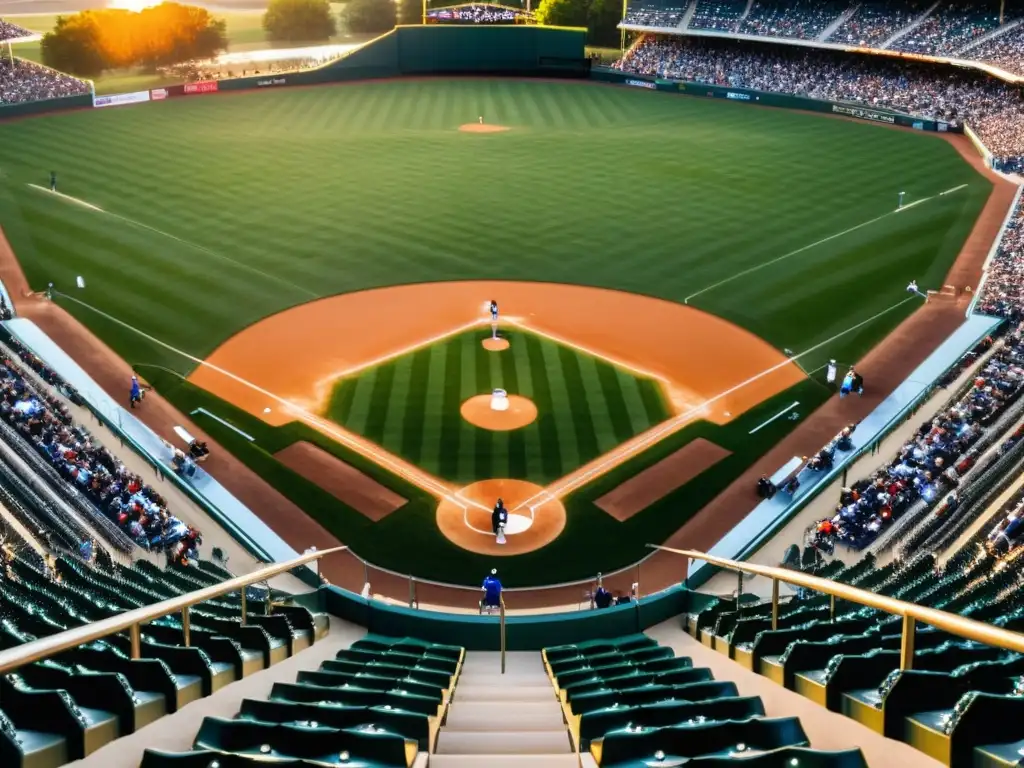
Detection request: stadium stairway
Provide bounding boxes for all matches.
[433,650,576,767]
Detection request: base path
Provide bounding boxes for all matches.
[595,438,732,521]
[437,479,566,555]
[274,441,406,521]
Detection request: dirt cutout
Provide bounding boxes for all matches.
[595,438,732,521]
[482,337,510,351]
[436,478,566,555]
[459,123,510,134]
[460,394,537,431]
[274,441,406,520]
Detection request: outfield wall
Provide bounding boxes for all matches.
[0,92,92,120]
[590,67,960,133]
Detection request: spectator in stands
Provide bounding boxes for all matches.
[0,18,31,42]
[480,568,502,613]
[756,474,777,499]
[594,583,613,608]
[79,537,94,563]
[614,35,1024,171]
[0,59,90,106]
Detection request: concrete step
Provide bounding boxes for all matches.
[455,685,556,702]
[446,702,565,731]
[461,651,545,675]
[436,730,572,755]
[459,670,552,687]
[429,756,579,768]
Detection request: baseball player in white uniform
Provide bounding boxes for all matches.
[489,299,499,340]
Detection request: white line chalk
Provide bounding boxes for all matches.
[748,401,800,435]
[28,184,103,212]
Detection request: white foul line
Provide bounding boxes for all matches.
[27,184,103,212]
[685,186,967,304]
[510,295,920,513]
[748,401,800,435]
[50,290,491,512]
[27,184,319,300]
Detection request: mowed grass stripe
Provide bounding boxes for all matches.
[344,367,377,435]
[511,333,545,480]
[524,333,563,482]
[362,358,396,445]
[575,354,620,454]
[557,345,600,462]
[380,354,413,455]
[332,375,358,425]
[595,362,644,444]
[417,343,448,475]
[400,348,432,464]
[473,332,495,480]
[488,338,514,479]
[616,369,658,435]
[438,338,464,480]
[639,379,670,425]
[457,332,479,483]
[540,339,581,472]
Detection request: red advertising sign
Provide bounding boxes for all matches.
[151,88,168,101]
[184,81,219,95]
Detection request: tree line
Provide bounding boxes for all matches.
[40,0,619,79]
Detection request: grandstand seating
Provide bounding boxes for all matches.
[141,634,463,766]
[738,0,848,40]
[543,633,868,766]
[624,0,687,28]
[681,535,1024,766]
[689,0,747,32]
[0,547,328,766]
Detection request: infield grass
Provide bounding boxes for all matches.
[324,327,670,485]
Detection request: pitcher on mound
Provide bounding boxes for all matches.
[489,299,499,340]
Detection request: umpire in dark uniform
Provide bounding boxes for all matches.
[491,498,508,534]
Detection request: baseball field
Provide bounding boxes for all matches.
[0,78,993,586]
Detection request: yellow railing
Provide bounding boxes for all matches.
[0,546,346,674]
[650,545,1024,670]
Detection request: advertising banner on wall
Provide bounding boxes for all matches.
[151,88,169,101]
[184,81,219,95]
[93,90,151,108]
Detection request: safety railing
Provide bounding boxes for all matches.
[500,597,507,674]
[651,545,1024,670]
[0,546,346,673]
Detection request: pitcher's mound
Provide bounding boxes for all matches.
[461,394,536,430]
[437,479,566,555]
[482,337,510,351]
[460,123,510,134]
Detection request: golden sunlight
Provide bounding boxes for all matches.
[107,0,161,11]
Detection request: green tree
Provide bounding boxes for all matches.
[342,0,397,34]
[40,14,106,77]
[535,0,619,45]
[263,0,338,43]
[398,0,424,25]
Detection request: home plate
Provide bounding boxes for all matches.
[504,514,533,534]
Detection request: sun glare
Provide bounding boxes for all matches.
[107,0,161,11]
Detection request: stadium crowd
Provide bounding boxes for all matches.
[975,195,1024,320]
[689,0,746,32]
[829,1,930,47]
[615,36,1024,167]
[968,23,1024,77]
[738,0,850,40]
[0,348,202,566]
[0,59,90,106]
[811,327,1024,552]
[0,18,30,41]
[893,2,1004,55]
[624,3,686,28]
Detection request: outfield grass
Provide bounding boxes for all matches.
[0,79,989,379]
[144,365,832,586]
[325,327,670,485]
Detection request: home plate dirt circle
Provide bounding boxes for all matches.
[436,479,566,555]
[482,337,510,351]
[460,394,537,430]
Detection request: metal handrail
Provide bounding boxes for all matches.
[499,597,506,674]
[0,545,346,673]
[650,544,1024,670]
